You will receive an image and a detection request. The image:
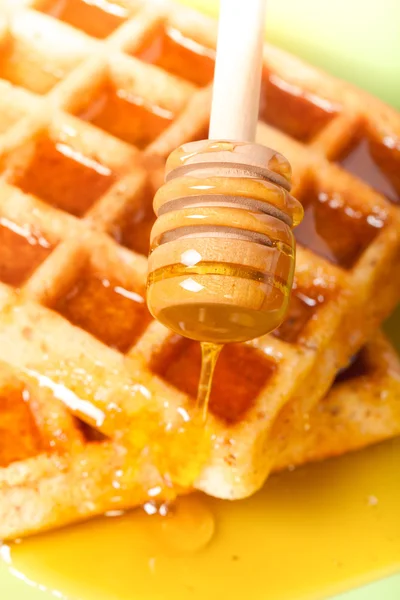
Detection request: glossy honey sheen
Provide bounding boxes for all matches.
[150,337,276,424]
[42,0,129,39]
[78,84,174,149]
[337,135,400,204]
[134,25,215,87]
[2,438,400,600]
[196,341,222,417]
[10,136,116,217]
[147,140,302,345]
[52,273,151,353]
[0,218,53,287]
[147,141,301,423]
[0,4,399,599]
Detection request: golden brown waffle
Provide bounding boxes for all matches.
[273,333,400,470]
[1,331,399,541]
[0,0,399,539]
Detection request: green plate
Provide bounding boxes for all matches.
[1,1,399,598]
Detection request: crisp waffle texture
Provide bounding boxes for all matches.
[0,0,399,539]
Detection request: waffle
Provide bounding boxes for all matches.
[1,331,400,540]
[273,333,400,470]
[0,0,399,539]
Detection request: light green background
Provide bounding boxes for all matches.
[1,0,399,598]
[180,0,400,110]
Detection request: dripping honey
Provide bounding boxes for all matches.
[3,439,400,600]
[147,140,302,418]
[150,337,275,425]
[196,342,222,418]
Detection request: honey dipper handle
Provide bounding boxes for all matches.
[209,0,267,142]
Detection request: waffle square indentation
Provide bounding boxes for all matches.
[8,134,117,217]
[53,269,151,352]
[77,82,174,149]
[260,70,339,141]
[272,283,327,344]
[109,184,155,256]
[336,130,400,203]
[0,218,53,287]
[0,381,45,467]
[151,337,277,424]
[134,25,215,87]
[294,178,385,269]
[40,0,131,39]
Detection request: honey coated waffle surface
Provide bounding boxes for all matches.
[0,0,399,539]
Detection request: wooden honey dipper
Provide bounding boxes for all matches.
[147,0,304,413]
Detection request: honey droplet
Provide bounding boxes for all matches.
[150,495,215,555]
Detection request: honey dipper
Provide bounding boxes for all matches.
[147,0,303,411]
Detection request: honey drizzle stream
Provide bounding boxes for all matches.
[197,342,222,420]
